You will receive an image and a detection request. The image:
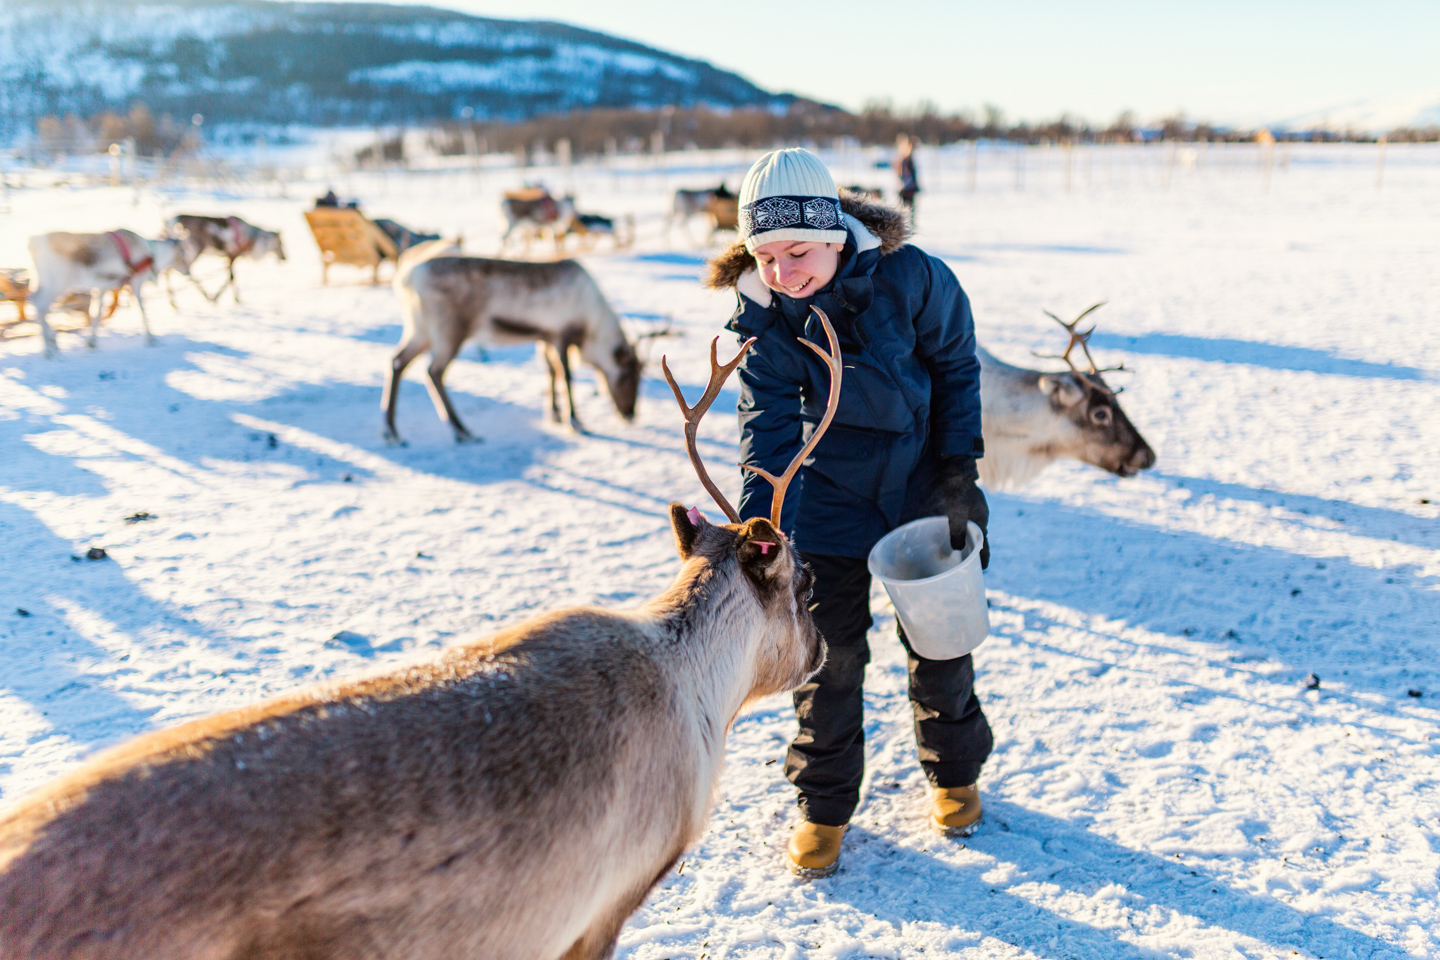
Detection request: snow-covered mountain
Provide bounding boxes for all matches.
[1271,89,1440,134]
[0,0,786,127]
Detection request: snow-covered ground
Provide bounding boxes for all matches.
[1,145,1437,959]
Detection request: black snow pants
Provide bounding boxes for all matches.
[785,551,993,827]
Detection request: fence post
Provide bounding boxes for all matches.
[1256,129,1275,193]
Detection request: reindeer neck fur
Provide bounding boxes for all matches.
[635,552,771,761]
[977,347,1083,489]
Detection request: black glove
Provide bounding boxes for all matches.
[939,455,990,570]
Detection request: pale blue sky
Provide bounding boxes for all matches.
[340,0,1440,125]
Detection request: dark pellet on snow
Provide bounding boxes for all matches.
[1408,689,1424,698]
[1304,673,1321,690]
[85,547,109,561]
[124,511,155,524]
[343,474,354,482]
[267,434,278,448]
[15,608,29,617]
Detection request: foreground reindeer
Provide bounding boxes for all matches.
[386,242,642,443]
[165,214,285,304]
[0,314,843,960]
[978,303,1155,488]
[26,230,198,358]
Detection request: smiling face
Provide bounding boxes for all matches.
[752,240,843,299]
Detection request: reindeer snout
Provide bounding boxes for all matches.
[1128,443,1156,474]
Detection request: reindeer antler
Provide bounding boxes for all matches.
[741,307,844,531]
[662,336,757,523]
[1034,301,1126,395]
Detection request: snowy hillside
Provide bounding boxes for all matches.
[0,0,783,127]
[1273,89,1440,134]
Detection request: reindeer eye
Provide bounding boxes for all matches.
[1090,406,1112,425]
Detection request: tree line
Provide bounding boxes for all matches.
[31,100,1440,161]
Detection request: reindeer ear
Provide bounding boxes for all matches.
[1039,374,1086,408]
[670,502,703,559]
[737,518,787,584]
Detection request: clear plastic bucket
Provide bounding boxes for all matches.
[867,517,989,661]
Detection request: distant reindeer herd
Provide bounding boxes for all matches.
[5,185,1154,490]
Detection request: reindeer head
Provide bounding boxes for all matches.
[153,235,201,278]
[256,229,286,262]
[661,308,847,697]
[668,504,823,698]
[606,339,641,421]
[1035,303,1156,478]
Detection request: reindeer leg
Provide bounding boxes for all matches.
[86,288,103,348]
[166,270,179,310]
[230,258,241,304]
[423,337,477,443]
[541,342,564,424]
[557,339,586,434]
[188,269,223,303]
[382,334,431,446]
[132,283,156,345]
[31,291,59,358]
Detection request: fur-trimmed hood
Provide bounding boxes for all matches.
[704,190,912,290]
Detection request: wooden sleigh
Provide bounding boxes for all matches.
[303,208,400,285]
[0,269,118,340]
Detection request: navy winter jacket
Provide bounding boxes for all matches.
[715,203,984,558]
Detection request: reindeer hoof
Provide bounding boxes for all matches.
[382,430,407,448]
[455,432,482,445]
[145,336,158,346]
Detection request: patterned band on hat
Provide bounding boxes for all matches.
[739,195,843,238]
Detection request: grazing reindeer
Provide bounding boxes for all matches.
[667,186,727,243]
[499,191,576,256]
[978,303,1155,488]
[25,230,199,358]
[563,212,635,251]
[386,244,642,443]
[0,316,841,960]
[165,214,286,304]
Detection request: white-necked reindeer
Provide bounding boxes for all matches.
[499,192,576,257]
[26,230,199,358]
[0,313,845,960]
[978,303,1155,488]
[385,242,642,443]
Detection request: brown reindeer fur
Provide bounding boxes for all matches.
[386,250,641,443]
[0,507,822,960]
[704,189,912,291]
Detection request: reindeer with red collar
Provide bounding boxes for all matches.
[165,214,285,304]
[25,229,200,358]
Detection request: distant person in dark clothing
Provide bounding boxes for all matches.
[314,189,340,208]
[896,134,919,221]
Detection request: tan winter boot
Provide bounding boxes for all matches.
[787,821,846,879]
[931,784,983,837]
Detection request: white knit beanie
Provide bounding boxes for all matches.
[737,148,847,252]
